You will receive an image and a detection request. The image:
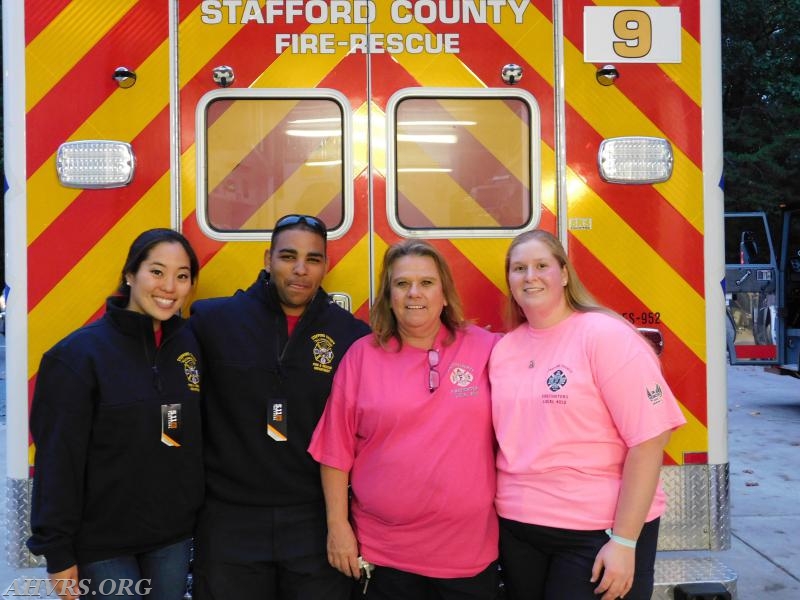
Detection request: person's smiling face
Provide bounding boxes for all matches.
[507,238,570,327]
[390,255,447,341]
[267,228,328,316]
[126,241,194,325]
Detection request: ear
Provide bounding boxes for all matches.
[264,247,271,273]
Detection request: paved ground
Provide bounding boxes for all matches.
[1,336,798,598]
[702,364,800,598]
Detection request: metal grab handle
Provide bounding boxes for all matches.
[735,271,752,286]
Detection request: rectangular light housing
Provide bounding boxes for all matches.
[56,140,135,189]
[598,137,673,184]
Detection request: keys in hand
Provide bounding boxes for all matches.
[358,556,374,595]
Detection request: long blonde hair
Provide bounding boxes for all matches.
[371,239,467,349]
[503,230,618,329]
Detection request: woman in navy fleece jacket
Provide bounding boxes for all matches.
[27,229,204,600]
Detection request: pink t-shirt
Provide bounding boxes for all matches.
[490,311,686,530]
[309,325,499,578]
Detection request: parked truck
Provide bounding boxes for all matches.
[3,1,736,597]
[725,207,800,378]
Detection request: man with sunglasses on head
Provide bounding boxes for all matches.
[189,214,371,600]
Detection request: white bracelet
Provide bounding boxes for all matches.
[605,528,637,549]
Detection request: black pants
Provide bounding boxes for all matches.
[358,561,499,600]
[192,499,352,600]
[498,518,659,600]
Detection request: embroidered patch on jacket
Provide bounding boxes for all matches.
[312,333,335,373]
[177,352,200,392]
[646,383,664,405]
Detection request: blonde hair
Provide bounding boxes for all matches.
[371,239,466,349]
[503,230,618,329]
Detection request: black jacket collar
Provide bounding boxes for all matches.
[104,295,184,339]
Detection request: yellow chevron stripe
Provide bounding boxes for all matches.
[254,23,364,88]
[28,37,171,242]
[325,235,372,311]
[450,238,510,294]
[665,402,707,463]
[178,3,252,88]
[28,179,172,378]
[662,28,702,105]
[566,167,705,361]
[26,0,138,111]
[356,103,375,178]
[541,145,558,217]
[489,2,554,85]
[181,147,198,223]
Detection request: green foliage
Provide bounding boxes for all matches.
[722,0,800,231]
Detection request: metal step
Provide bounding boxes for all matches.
[653,557,737,599]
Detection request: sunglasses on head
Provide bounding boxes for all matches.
[272,214,328,238]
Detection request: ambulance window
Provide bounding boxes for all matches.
[198,94,350,240]
[387,93,540,237]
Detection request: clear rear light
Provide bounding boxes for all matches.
[56,140,135,189]
[598,137,673,184]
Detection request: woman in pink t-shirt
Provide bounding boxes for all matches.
[309,239,499,600]
[490,230,686,600]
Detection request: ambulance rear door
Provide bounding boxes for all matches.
[183,3,549,329]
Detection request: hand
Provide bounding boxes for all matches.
[48,565,80,600]
[326,520,361,579]
[590,540,635,599]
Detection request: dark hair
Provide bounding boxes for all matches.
[371,239,466,349]
[117,229,200,297]
[503,230,617,328]
[271,214,327,253]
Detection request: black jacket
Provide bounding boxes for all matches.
[27,297,204,573]
[189,270,370,507]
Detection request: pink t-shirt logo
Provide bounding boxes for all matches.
[449,367,474,387]
[546,369,568,392]
[646,383,664,405]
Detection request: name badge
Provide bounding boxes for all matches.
[267,399,288,442]
[161,404,182,447]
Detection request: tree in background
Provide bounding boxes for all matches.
[722,0,800,235]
